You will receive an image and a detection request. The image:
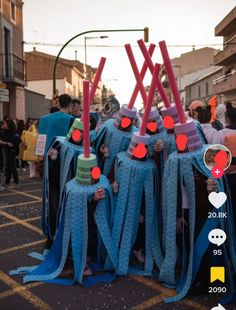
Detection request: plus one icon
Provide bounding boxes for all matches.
[211,166,224,178]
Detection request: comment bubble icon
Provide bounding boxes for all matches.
[208,229,226,247]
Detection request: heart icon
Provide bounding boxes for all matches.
[208,192,227,209]
[121,117,131,128]
[147,121,157,132]
[176,134,188,151]
[214,150,228,168]
[132,143,147,159]
[163,116,174,129]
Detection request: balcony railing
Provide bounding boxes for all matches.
[213,70,236,94]
[0,53,27,85]
[214,36,236,66]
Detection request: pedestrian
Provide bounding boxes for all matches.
[3,119,19,188]
[38,93,73,155]
[212,103,226,131]
[195,105,221,144]
[70,98,83,118]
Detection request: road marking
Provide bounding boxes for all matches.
[131,295,164,309]
[0,239,46,255]
[0,282,42,299]
[0,200,42,210]
[0,210,42,235]
[7,189,41,200]
[0,216,41,229]
[0,270,52,309]
[0,189,41,197]
[131,276,208,310]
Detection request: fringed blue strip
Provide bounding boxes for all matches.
[111,152,159,276]
[21,176,116,286]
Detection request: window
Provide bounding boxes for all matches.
[11,0,16,22]
[4,27,12,78]
[206,82,209,96]
[198,85,201,98]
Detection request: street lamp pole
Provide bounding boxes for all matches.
[52,27,149,95]
[84,36,108,65]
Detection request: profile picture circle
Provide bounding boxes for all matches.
[203,144,232,171]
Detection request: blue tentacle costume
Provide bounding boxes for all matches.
[11,175,118,286]
[110,150,163,276]
[159,145,236,303]
[42,136,94,239]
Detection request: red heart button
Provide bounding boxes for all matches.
[214,150,228,168]
[121,117,131,128]
[72,129,81,142]
[176,134,188,151]
[147,121,157,132]
[132,143,147,159]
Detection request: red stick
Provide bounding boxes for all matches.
[125,44,148,106]
[140,64,160,135]
[137,39,171,108]
[81,57,106,121]
[128,44,155,109]
[90,57,106,104]
[83,80,90,158]
[159,41,186,124]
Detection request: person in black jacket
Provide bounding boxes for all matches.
[3,119,19,187]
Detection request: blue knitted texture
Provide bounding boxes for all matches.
[41,136,94,238]
[21,175,117,284]
[110,152,162,275]
[159,145,236,303]
[93,119,137,175]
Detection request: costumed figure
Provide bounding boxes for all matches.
[93,44,160,176]
[94,95,120,132]
[108,45,163,276]
[10,80,118,286]
[157,41,236,304]
[42,58,106,244]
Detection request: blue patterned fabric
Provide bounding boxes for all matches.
[109,152,163,275]
[159,145,236,303]
[42,136,94,239]
[11,176,117,285]
[93,119,137,176]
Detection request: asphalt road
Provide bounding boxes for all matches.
[0,170,235,310]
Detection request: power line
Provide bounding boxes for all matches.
[23,41,225,48]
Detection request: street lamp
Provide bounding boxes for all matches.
[52,27,149,95]
[84,36,108,65]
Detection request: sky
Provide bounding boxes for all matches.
[23,0,236,106]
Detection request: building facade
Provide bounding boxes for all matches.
[160,47,217,109]
[185,67,223,107]
[25,49,103,107]
[0,0,26,119]
[213,6,236,104]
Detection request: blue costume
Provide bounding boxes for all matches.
[94,104,138,176]
[159,146,236,303]
[109,131,163,276]
[10,174,117,286]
